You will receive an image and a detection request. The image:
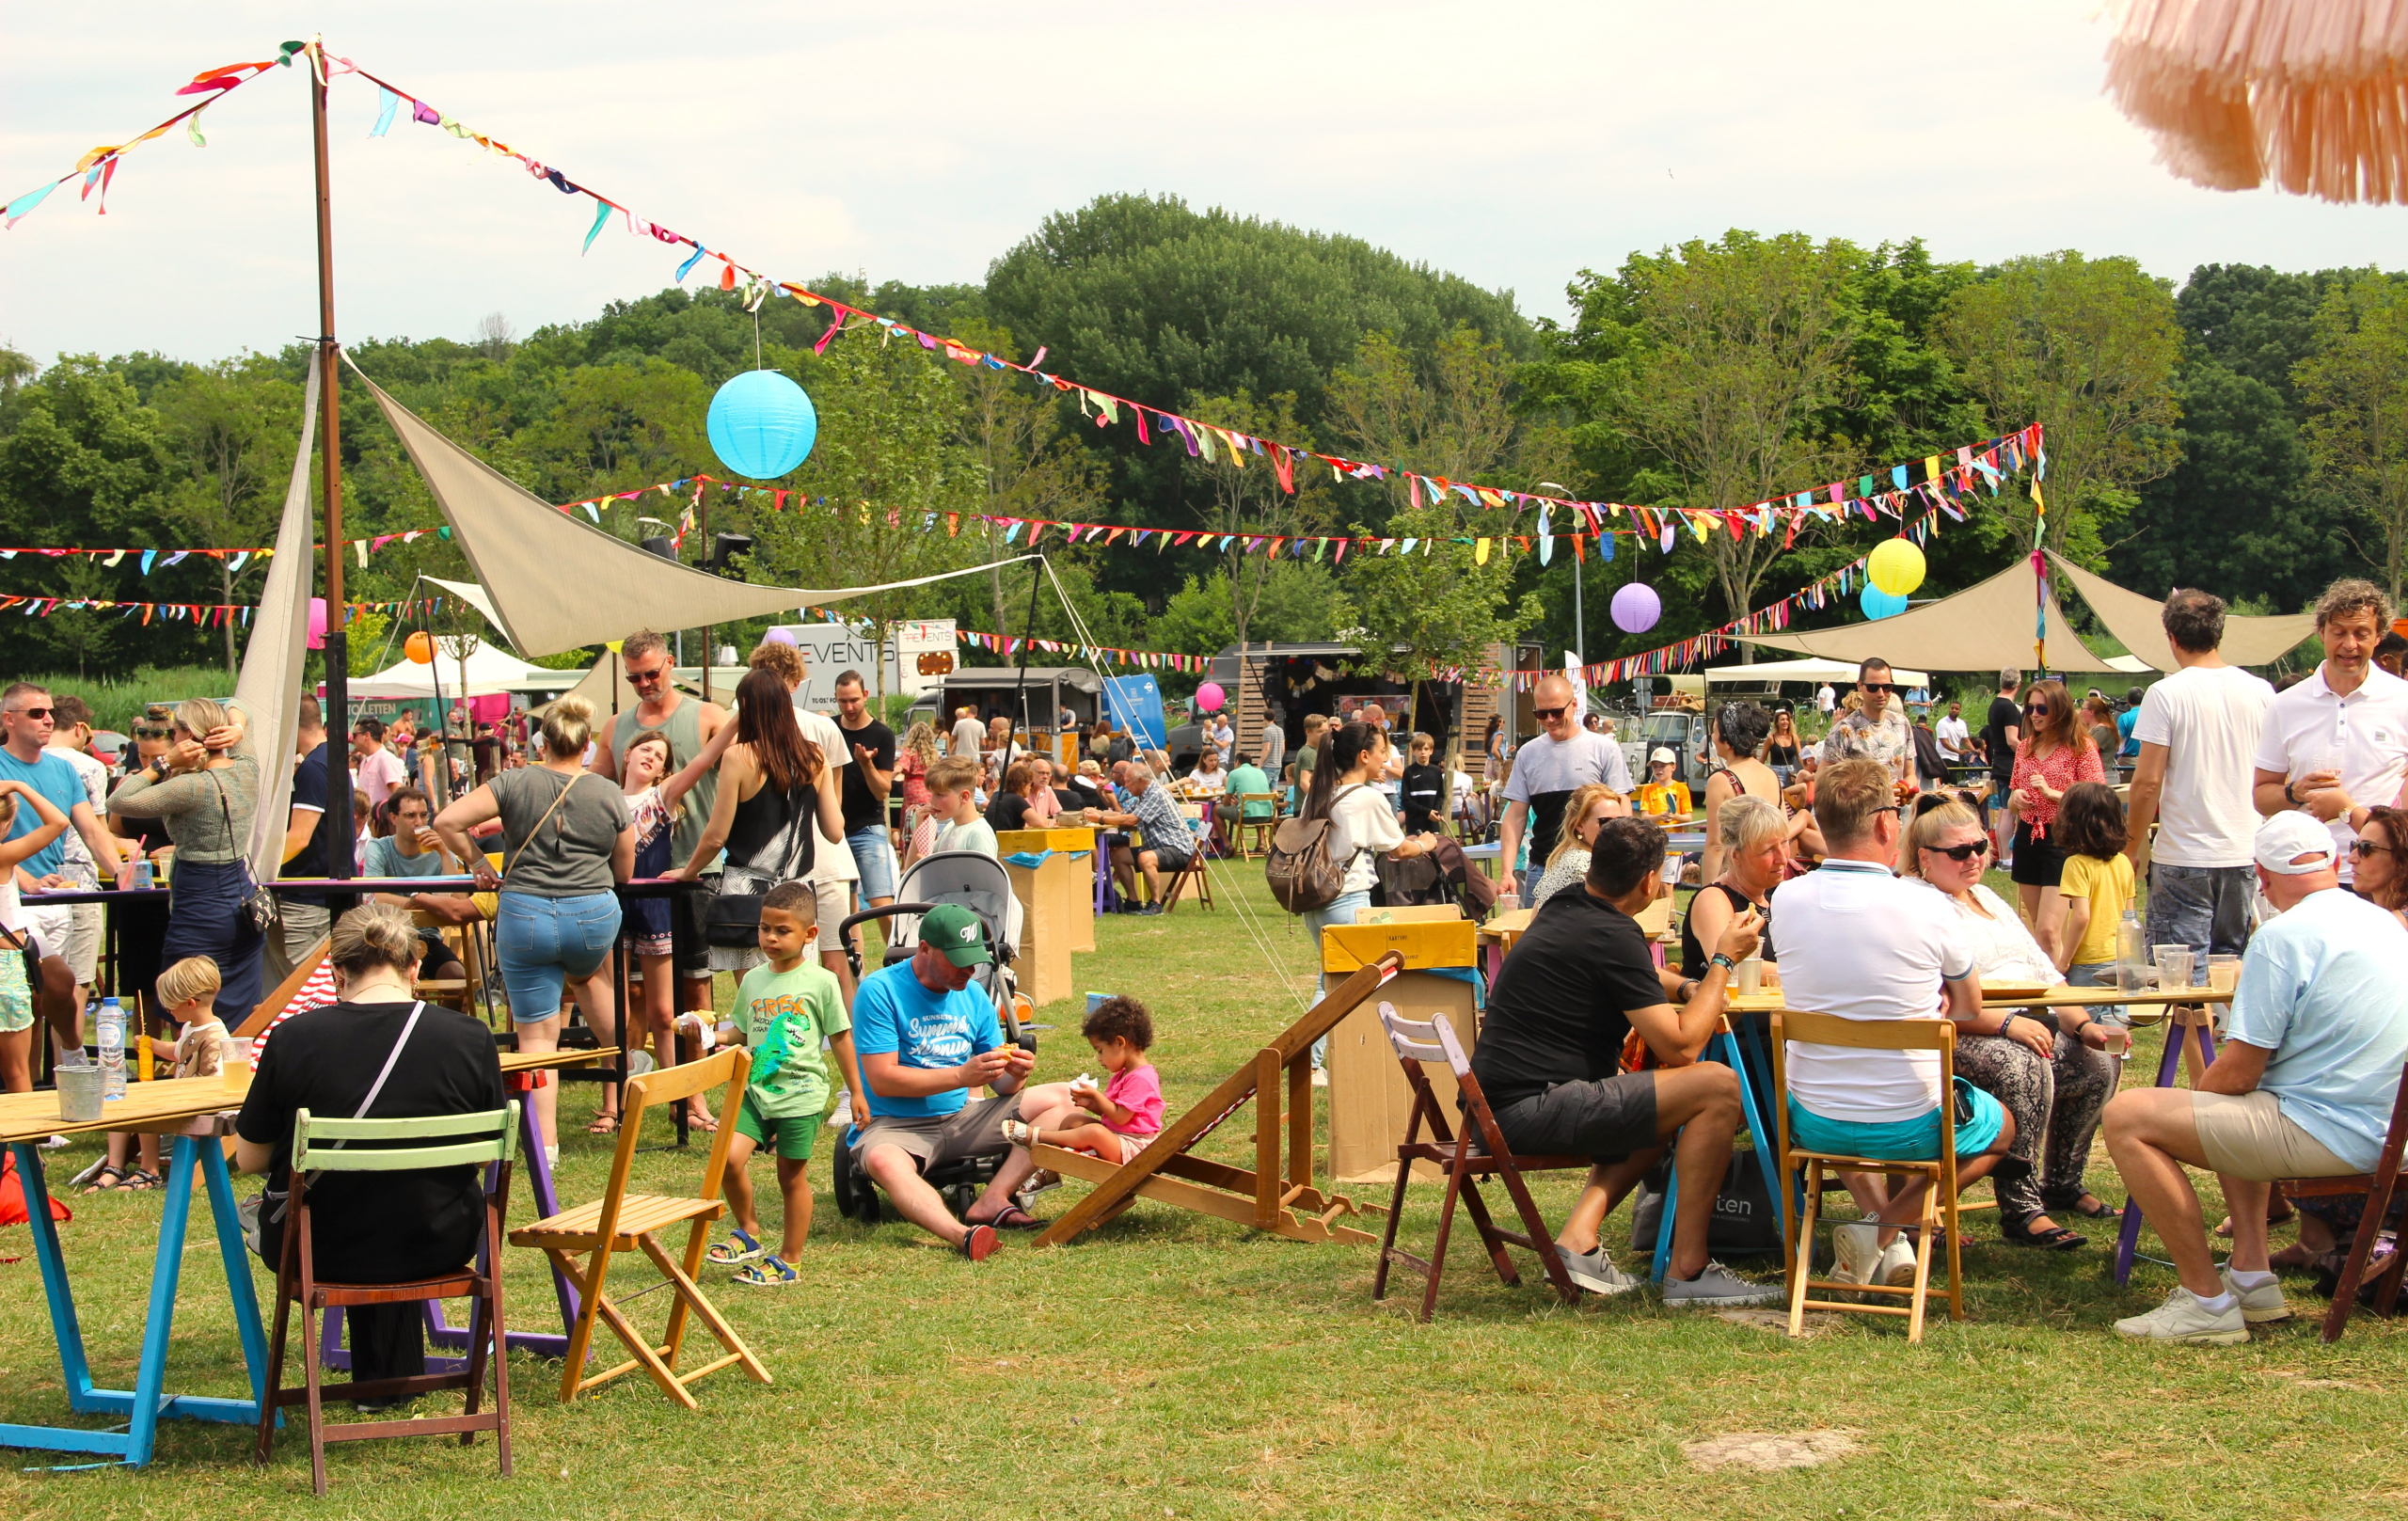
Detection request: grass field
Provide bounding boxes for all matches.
[3,864,2403,1519]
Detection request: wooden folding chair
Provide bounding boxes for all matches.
[1235,794,1280,860]
[1370,1002,1587,1320]
[509,1046,768,1408]
[255,1101,519,1496]
[1769,1010,1968,1343]
[2286,1058,2408,1343]
[1158,807,1215,912]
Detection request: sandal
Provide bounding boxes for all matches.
[732,1254,798,1287]
[2001,1214,2085,1251]
[587,1113,621,1135]
[78,1165,127,1196]
[974,1203,1046,1232]
[2043,1192,2118,1220]
[1000,1119,1039,1148]
[706,1228,765,1266]
[683,1109,719,1133]
[958,1222,999,1261]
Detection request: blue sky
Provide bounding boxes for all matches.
[6,2,2403,366]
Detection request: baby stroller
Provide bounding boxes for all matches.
[829,850,1035,1225]
[1372,836,1499,918]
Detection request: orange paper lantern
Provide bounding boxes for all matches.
[404,631,436,664]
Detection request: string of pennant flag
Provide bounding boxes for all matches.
[951,627,1210,673]
[3,40,2049,550]
[0,593,452,627]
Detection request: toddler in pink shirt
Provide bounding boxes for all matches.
[1004,996,1163,1164]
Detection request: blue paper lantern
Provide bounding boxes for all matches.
[1609,582,1661,635]
[706,370,817,481]
[1860,583,1909,620]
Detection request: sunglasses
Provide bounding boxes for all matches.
[2025,704,2050,716]
[1533,705,1569,720]
[626,666,668,685]
[9,706,52,721]
[1927,838,1991,863]
[2353,838,2394,858]
[1858,683,1894,695]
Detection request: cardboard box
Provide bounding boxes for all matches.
[999,826,1097,954]
[1003,851,1077,1009]
[1355,905,1465,926]
[1324,967,1481,1186]
[1319,919,1478,974]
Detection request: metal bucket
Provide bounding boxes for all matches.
[55,1062,104,1123]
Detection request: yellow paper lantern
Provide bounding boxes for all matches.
[1867,538,1926,598]
[404,630,436,664]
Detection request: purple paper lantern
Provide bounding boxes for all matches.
[1609,582,1661,635]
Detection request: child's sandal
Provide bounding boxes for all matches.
[705,1228,765,1266]
[1000,1118,1038,1147]
[732,1255,798,1287]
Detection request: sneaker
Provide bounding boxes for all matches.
[1557,1245,1640,1297]
[1309,1069,1329,1088]
[826,1092,853,1130]
[2113,1287,2249,1345]
[1661,1260,1780,1307]
[1133,904,1164,916]
[1875,1234,1920,1288]
[1830,1223,1879,1287]
[40,1134,70,1149]
[2221,1265,2294,1324]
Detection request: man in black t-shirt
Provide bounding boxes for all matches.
[1470,817,1774,1307]
[832,671,898,908]
[1982,666,2023,845]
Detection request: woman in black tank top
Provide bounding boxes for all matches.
[1678,792,1790,977]
[685,671,844,974]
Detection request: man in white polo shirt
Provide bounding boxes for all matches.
[2252,578,2408,883]
[2102,811,2408,1344]
[1769,757,2015,1291]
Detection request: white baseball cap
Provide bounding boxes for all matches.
[1650,747,1676,765]
[2254,811,2337,876]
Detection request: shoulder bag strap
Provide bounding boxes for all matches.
[277,1000,430,1218]
[208,769,261,889]
[502,771,582,884]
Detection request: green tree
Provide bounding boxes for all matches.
[1175,389,1339,649]
[1939,251,2183,561]
[151,356,303,673]
[1150,562,1354,657]
[2296,272,2408,603]
[948,320,1107,636]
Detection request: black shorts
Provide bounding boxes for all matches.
[2009,820,2065,888]
[673,874,721,979]
[1491,1072,1659,1164]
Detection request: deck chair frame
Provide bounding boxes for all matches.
[1370,1003,1587,1320]
[508,1047,770,1408]
[1032,953,1407,1247]
[1770,1010,1968,1343]
[255,1101,518,1496]
[2287,1057,2408,1343]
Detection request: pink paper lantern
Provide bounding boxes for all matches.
[1195,681,1226,713]
[764,626,798,646]
[307,596,327,650]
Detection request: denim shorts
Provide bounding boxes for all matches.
[497,890,623,1023]
[2146,862,2254,959]
[848,824,897,901]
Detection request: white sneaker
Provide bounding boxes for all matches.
[2114,1287,2249,1345]
[1830,1222,1879,1286]
[2221,1265,2293,1324]
[1875,1234,1920,1288]
[1309,1069,1328,1088]
[1661,1260,1780,1307]
[826,1092,853,1130]
[1556,1245,1640,1297]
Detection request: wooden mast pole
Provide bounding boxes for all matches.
[309,40,355,896]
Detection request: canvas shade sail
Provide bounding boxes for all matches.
[1705,656,1932,688]
[1738,558,2128,673]
[350,362,1028,658]
[2045,551,2319,670]
[2104,0,2408,203]
[231,348,320,885]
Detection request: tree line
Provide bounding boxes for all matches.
[1,192,2401,689]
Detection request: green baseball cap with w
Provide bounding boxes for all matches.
[919,904,992,968]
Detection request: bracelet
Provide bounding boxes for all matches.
[1708,953,1736,974]
[2284,780,2301,806]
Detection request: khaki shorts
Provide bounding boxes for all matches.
[2191,1089,2358,1180]
[812,879,850,951]
[64,901,103,985]
[852,1091,1023,1174]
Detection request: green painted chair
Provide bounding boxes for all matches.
[254,1102,519,1496]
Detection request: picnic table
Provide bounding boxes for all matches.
[0,1069,269,1466]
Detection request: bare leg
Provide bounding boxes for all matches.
[721,1132,762,1238]
[2102,1086,2225,1298]
[1557,1150,1661,1255]
[2223,1176,2273,1275]
[863,1143,972,1248]
[515,1012,563,1151]
[0,1025,29,1093]
[1867,1111,2015,1246]
[775,1157,812,1257]
[678,974,717,1126]
[1649,1063,1745,1281]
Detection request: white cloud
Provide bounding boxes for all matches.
[4,1,2401,366]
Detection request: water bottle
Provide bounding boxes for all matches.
[97,997,126,1100]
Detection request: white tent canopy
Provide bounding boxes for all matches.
[1705,656,1930,688]
[348,644,583,699]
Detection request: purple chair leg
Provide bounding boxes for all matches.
[2115,1012,2222,1286]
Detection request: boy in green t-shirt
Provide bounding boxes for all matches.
[683,880,863,1286]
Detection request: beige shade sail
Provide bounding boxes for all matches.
[350,361,1028,658]
[231,349,321,884]
[2103,0,2408,203]
[1738,557,2129,673]
[2044,551,2320,670]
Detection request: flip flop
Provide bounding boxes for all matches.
[958,1223,1000,1261]
[976,1204,1046,1232]
[587,1113,621,1135]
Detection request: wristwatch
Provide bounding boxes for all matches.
[2283,780,2301,805]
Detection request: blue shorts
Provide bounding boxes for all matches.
[848,824,897,901]
[497,891,622,1022]
[1787,1077,2006,1162]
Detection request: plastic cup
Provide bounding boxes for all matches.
[1734,957,1764,995]
[2208,954,2242,994]
[2157,948,2194,994]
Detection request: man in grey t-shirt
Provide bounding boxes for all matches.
[1500,674,1632,894]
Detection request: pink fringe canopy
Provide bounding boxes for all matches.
[2104,0,2408,202]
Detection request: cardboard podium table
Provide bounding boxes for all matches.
[997,828,1095,1006]
[1321,914,1483,1187]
